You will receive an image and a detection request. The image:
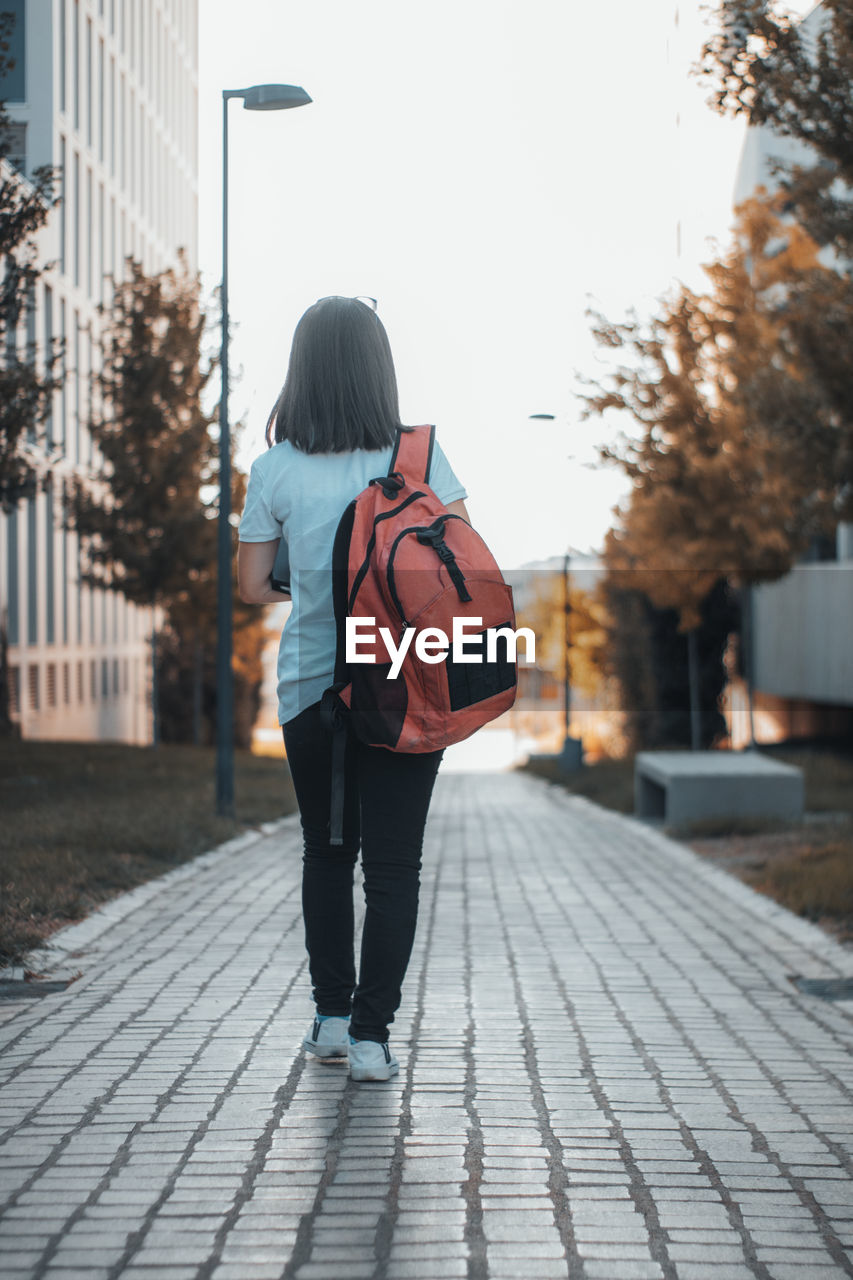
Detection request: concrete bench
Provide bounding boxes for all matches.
[634,750,804,826]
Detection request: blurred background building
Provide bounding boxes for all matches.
[0,0,199,742]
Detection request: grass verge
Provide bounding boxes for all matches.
[521,753,635,814]
[0,739,296,968]
[520,743,853,944]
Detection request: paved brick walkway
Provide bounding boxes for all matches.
[1,771,853,1280]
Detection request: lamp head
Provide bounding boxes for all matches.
[241,83,312,111]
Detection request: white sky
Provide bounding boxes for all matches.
[197,1,813,568]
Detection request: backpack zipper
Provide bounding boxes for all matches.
[347,490,426,614]
[386,514,475,625]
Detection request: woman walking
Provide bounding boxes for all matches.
[237,296,468,1081]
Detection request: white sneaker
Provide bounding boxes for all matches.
[348,1036,400,1081]
[302,1015,350,1058]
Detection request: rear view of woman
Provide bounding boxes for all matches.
[237,296,469,1081]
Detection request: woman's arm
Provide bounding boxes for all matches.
[445,498,470,523]
[238,540,290,604]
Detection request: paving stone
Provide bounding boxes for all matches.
[0,776,851,1278]
[581,1263,665,1280]
[487,1241,567,1259]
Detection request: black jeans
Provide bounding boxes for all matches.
[282,701,443,1043]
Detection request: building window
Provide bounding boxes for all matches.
[98,183,105,303]
[98,38,104,161]
[63,662,71,705]
[59,137,66,273]
[109,57,115,176]
[6,510,19,645]
[119,72,125,188]
[77,660,85,703]
[27,495,37,645]
[90,658,97,700]
[28,665,39,712]
[44,284,54,445]
[62,517,69,644]
[130,86,136,203]
[73,0,80,132]
[84,328,93,465]
[73,151,80,287]
[74,312,81,464]
[2,120,26,174]
[73,312,81,463]
[113,658,119,695]
[45,480,55,644]
[57,299,66,452]
[46,663,57,708]
[25,283,35,377]
[8,667,20,716]
[123,656,129,692]
[60,0,66,113]
[86,18,92,147]
[110,194,116,281]
[0,0,26,103]
[101,658,109,698]
[86,167,93,296]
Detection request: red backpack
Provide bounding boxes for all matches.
[321,424,518,842]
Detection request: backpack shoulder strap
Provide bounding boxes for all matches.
[389,424,435,484]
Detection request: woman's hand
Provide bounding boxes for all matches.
[238,540,291,604]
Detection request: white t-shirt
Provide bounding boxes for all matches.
[238,434,467,724]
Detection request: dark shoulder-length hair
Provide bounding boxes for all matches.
[265,296,403,452]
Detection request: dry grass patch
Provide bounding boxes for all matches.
[0,739,296,967]
[519,753,635,814]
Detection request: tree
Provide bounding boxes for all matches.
[518,573,611,702]
[0,15,59,512]
[700,1,853,525]
[579,199,819,747]
[68,257,268,747]
[69,258,217,603]
[599,573,738,754]
[699,0,853,260]
[0,14,60,733]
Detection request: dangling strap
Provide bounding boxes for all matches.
[389,424,435,484]
[329,721,347,846]
[320,684,349,846]
[416,520,473,603]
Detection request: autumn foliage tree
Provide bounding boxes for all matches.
[68,258,268,747]
[580,196,833,748]
[518,574,611,703]
[700,0,853,259]
[700,0,853,518]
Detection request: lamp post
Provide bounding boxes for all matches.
[529,413,583,772]
[217,83,311,817]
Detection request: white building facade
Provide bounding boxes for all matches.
[0,0,199,742]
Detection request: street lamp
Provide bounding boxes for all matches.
[529,413,583,772]
[217,83,312,817]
